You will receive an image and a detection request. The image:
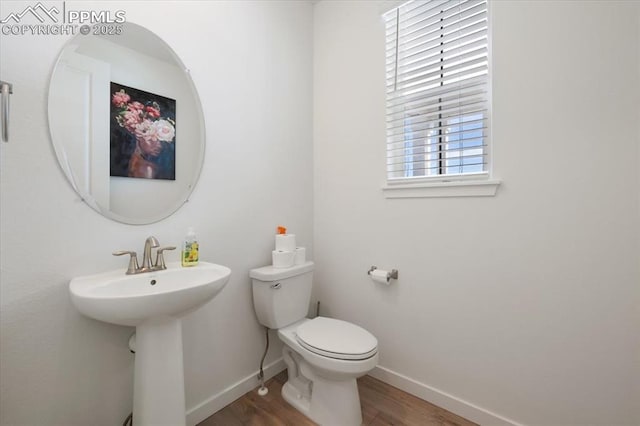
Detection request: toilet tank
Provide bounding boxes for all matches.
[250,261,314,329]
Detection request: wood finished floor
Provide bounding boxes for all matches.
[198,371,477,426]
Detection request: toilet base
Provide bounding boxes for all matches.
[282,346,363,426]
[282,375,363,426]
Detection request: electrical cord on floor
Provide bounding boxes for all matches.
[257,326,270,396]
[122,412,132,426]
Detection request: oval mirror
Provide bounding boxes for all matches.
[48,22,205,225]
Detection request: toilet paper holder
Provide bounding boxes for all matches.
[367,266,398,281]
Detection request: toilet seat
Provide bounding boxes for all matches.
[295,317,378,360]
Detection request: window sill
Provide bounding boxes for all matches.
[382,178,501,198]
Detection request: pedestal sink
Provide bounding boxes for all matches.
[69,261,231,426]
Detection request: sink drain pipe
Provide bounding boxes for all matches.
[257,326,269,396]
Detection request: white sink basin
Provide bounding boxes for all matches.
[69,261,231,426]
[70,261,231,326]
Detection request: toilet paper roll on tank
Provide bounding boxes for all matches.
[272,226,306,268]
[272,250,296,268]
[275,234,296,252]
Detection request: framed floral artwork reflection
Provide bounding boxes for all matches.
[110,82,176,180]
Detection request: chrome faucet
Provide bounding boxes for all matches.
[113,236,176,275]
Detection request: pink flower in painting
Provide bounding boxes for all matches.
[152,119,175,142]
[112,90,131,108]
[128,101,145,111]
[120,110,142,132]
[133,120,162,157]
[134,120,157,142]
[145,106,161,118]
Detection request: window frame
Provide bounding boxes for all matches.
[382,0,500,198]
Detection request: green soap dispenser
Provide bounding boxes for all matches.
[182,227,199,266]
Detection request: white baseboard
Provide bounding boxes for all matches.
[369,365,524,426]
[186,358,286,426]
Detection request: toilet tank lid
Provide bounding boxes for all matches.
[249,261,314,281]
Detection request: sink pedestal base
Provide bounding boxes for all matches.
[134,317,186,426]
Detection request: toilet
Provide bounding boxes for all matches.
[250,261,378,426]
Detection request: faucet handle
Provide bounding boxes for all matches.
[113,251,140,275]
[154,246,176,270]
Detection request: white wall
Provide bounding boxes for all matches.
[313,1,640,425]
[0,1,312,425]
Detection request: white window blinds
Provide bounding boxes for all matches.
[385,0,490,181]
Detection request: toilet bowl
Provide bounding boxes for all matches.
[250,262,378,425]
[279,317,378,425]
